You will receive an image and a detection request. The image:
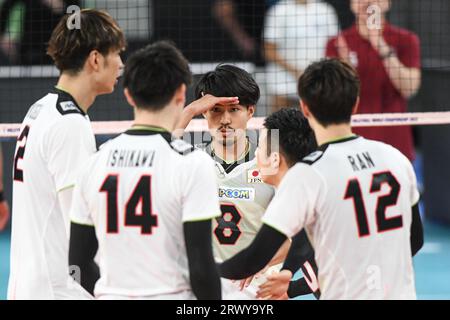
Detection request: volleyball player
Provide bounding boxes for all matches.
[220,59,424,299]
[68,41,227,300]
[8,9,125,299]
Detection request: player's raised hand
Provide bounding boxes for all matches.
[256,269,292,300]
[174,94,239,136]
[0,200,10,231]
[186,94,239,117]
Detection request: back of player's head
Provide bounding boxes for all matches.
[195,64,260,107]
[298,58,360,127]
[123,41,192,111]
[47,9,126,74]
[264,108,317,168]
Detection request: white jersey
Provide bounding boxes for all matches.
[263,136,420,300]
[202,142,275,261]
[202,142,276,300]
[70,128,221,299]
[8,89,97,300]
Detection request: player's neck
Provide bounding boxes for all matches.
[212,136,249,163]
[56,74,97,113]
[272,165,289,188]
[133,107,179,133]
[313,123,354,147]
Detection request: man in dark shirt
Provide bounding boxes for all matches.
[0,0,80,64]
[212,0,268,65]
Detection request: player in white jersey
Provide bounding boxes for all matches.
[219,59,424,300]
[69,41,229,300]
[8,10,125,300]
[253,108,320,300]
[176,65,290,299]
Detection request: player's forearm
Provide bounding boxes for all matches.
[410,203,424,256]
[174,107,196,138]
[184,220,222,300]
[383,57,421,98]
[268,239,291,267]
[219,224,288,280]
[287,277,314,298]
[69,222,100,295]
[264,42,301,77]
[281,229,314,274]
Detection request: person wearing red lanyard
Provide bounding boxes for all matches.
[326,0,421,161]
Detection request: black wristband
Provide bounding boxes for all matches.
[287,278,313,298]
[0,191,4,202]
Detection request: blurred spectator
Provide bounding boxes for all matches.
[264,0,339,112]
[325,0,354,30]
[326,0,421,160]
[0,0,80,65]
[212,0,269,65]
[0,144,9,231]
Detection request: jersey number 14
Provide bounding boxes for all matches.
[100,175,158,235]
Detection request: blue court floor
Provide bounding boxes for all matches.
[1,220,450,300]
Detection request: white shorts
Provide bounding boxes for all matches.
[265,64,299,98]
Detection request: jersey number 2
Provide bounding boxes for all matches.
[13,125,30,182]
[100,174,158,235]
[344,171,403,237]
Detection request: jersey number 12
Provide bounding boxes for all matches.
[344,171,403,237]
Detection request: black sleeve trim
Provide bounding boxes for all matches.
[287,278,312,298]
[411,203,424,257]
[69,222,100,295]
[184,220,221,300]
[287,259,321,299]
[219,224,288,280]
[282,229,315,274]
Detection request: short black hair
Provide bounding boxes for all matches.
[298,58,360,127]
[264,108,317,168]
[123,41,192,111]
[195,64,260,107]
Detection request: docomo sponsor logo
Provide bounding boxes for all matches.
[218,187,255,201]
[67,5,81,30]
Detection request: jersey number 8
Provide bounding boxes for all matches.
[214,204,242,245]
